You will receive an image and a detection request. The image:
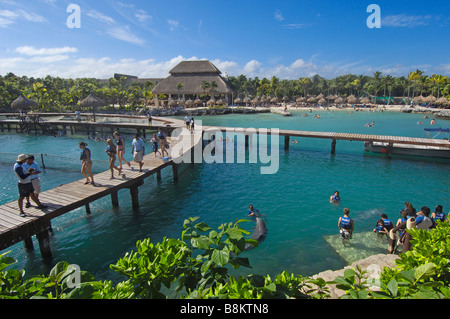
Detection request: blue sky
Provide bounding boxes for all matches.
[0,0,449,79]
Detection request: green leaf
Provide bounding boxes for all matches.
[211,249,229,267]
[195,223,212,232]
[414,263,436,282]
[191,236,211,250]
[387,279,398,297]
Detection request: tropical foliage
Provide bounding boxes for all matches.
[1,218,450,299]
[1,70,449,111]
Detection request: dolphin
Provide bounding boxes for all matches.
[245,217,268,251]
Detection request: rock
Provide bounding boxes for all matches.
[311,253,399,299]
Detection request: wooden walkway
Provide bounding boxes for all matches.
[1,116,449,259]
[0,118,198,258]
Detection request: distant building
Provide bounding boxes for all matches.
[151,60,233,107]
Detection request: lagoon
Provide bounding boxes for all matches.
[0,109,449,281]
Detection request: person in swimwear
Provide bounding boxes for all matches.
[248,205,261,220]
[79,142,95,185]
[114,131,131,170]
[106,139,122,179]
[330,191,341,204]
[338,208,353,240]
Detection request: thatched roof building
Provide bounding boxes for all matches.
[151,60,233,107]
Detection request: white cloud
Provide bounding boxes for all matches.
[135,9,152,24]
[15,46,78,56]
[243,60,262,76]
[87,10,115,24]
[168,19,179,31]
[0,8,46,27]
[106,26,145,45]
[1,52,448,80]
[274,9,284,22]
[281,23,308,30]
[382,14,434,27]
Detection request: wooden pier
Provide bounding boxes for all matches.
[1,115,449,259]
[0,117,200,258]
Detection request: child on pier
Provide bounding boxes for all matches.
[106,139,122,179]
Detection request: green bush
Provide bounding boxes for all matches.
[1,218,449,299]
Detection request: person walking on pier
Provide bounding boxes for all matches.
[114,132,131,170]
[14,154,46,217]
[157,127,169,158]
[131,133,145,172]
[23,155,42,208]
[106,139,122,179]
[79,142,95,185]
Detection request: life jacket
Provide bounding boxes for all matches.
[340,216,352,230]
[433,212,446,222]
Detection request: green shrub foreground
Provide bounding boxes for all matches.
[1,217,449,299]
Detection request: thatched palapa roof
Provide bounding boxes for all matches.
[152,60,233,95]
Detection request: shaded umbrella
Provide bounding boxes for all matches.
[11,94,38,111]
[413,95,424,102]
[347,95,358,104]
[316,93,325,99]
[360,97,371,104]
[270,97,278,103]
[80,94,105,122]
[168,99,177,106]
[215,99,224,105]
[424,95,436,103]
[282,96,289,102]
[243,97,251,106]
[185,99,194,107]
[436,96,449,105]
[334,97,344,104]
[207,98,216,105]
[194,98,203,106]
[234,98,242,104]
[318,98,327,104]
[307,96,317,103]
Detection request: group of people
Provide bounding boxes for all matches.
[13,154,47,217]
[78,128,171,185]
[334,194,448,252]
[184,115,195,132]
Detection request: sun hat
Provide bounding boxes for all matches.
[16,154,28,162]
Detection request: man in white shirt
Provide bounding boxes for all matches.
[131,133,145,172]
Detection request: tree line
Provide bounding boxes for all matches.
[0,70,448,111]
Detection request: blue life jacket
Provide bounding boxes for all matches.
[340,216,352,230]
[433,212,446,222]
[382,219,393,230]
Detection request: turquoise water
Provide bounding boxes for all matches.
[0,109,449,282]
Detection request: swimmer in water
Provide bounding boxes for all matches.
[330,191,341,204]
[248,205,261,220]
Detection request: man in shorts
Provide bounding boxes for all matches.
[131,133,145,172]
[22,154,42,208]
[14,154,46,217]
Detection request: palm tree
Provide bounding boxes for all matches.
[432,74,448,99]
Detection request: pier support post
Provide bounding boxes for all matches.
[156,170,162,181]
[284,135,290,150]
[23,237,34,251]
[111,191,119,208]
[387,143,393,159]
[129,185,139,209]
[36,229,52,260]
[245,135,249,149]
[331,139,337,155]
[172,163,179,182]
[85,203,91,215]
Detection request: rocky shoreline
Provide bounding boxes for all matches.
[311,253,400,299]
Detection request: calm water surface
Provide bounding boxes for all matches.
[0,109,449,281]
